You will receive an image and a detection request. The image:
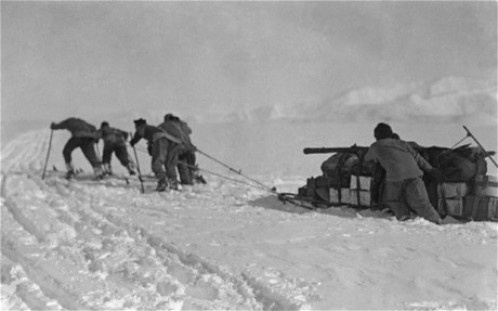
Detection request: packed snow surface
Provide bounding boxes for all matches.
[1,124,497,310]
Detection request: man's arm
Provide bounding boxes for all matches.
[50,119,68,130]
[404,141,432,172]
[95,129,103,141]
[363,144,378,164]
[129,131,142,146]
[117,129,129,141]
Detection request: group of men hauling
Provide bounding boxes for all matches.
[51,116,467,224]
[50,114,205,192]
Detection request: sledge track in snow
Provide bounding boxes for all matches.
[1,173,267,309]
[1,130,49,173]
[1,133,305,310]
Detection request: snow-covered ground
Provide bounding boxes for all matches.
[1,120,497,310]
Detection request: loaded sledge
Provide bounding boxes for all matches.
[288,127,498,222]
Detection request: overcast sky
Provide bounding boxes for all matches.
[1,1,496,123]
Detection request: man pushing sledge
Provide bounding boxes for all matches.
[363,123,444,224]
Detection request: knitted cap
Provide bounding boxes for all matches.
[374,123,393,140]
[134,118,147,126]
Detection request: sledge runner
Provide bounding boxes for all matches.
[50,117,104,179]
[158,113,206,185]
[130,118,181,191]
[363,123,444,224]
[96,121,136,176]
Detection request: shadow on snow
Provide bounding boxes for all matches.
[248,194,393,220]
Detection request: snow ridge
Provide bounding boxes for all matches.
[185,76,497,123]
[0,136,313,310]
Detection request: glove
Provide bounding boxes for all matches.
[50,122,56,130]
[429,168,445,183]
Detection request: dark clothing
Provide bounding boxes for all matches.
[131,125,180,181]
[370,163,386,208]
[158,120,197,185]
[151,138,181,181]
[178,152,197,185]
[52,118,101,169]
[102,144,130,167]
[62,137,101,168]
[97,127,131,166]
[130,125,166,146]
[97,127,128,145]
[52,118,98,139]
[158,120,195,151]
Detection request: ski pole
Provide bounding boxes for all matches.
[41,129,54,180]
[132,144,145,193]
[196,148,275,192]
[463,126,498,169]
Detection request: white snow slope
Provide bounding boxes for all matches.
[1,126,497,310]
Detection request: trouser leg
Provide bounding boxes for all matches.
[80,138,101,168]
[384,181,411,220]
[114,144,130,166]
[80,138,103,178]
[165,143,180,181]
[102,144,114,175]
[62,138,81,178]
[178,153,193,185]
[405,177,442,224]
[102,144,113,165]
[62,137,80,165]
[186,152,197,178]
[114,144,136,175]
[151,139,167,180]
[370,164,385,209]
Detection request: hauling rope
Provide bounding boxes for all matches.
[196,148,276,193]
[134,146,276,193]
[133,145,313,208]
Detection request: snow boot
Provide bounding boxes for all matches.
[126,163,136,176]
[103,163,113,176]
[65,170,76,179]
[195,174,207,184]
[65,163,76,179]
[169,179,179,191]
[93,166,105,180]
[156,178,168,192]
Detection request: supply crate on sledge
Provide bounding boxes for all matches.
[442,175,497,222]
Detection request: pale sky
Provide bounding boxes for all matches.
[1,1,497,122]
